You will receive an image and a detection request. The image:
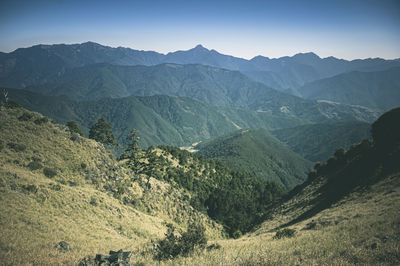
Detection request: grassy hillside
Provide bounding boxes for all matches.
[271,122,371,162]
[0,105,223,265]
[196,129,313,188]
[169,173,399,265]
[300,67,400,111]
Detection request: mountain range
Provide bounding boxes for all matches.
[1,41,399,94]
[7,88,378,150]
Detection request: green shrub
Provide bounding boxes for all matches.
[68,181,78,186]
[154,222,207,260]
[90,197,98,206]
[7,142,26,152]
[206,243,221,251]
[0,140,3,151]
[34,117,48,125]
[66,121,84,136]
[18,112,34,121]
[232,230,242,239]
[49,183,61,191]
[81,162,87,169]
[273,228,296,239]
[70,133,81,142]
[22,184,39,194]
[43,167,57,178]
[27,161,43,170]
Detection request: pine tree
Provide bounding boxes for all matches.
[89,118,117,147]
[120,129,142,172]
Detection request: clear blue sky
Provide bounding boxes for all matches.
[1,0,399,59]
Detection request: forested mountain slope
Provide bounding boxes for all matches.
[271,122,371,162]
[196,129,313,188]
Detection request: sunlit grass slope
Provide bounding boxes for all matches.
[0,106,223,265]
[167,174,399,265]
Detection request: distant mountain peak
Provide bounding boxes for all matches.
[79,41,104,48]
[292,52,320,60]
[192,44,208,51]
[250,55,270,61]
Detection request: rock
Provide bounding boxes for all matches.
[79,249,132,266]
[304,220,317,230]
[54,241,72,252]
[206,243,221,251]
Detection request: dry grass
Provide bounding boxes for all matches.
[157,174,400,266]
[0,107,223,265]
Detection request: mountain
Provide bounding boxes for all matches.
[163,44,249,70]
[7,88,380,149]
[271,122,372,162]
[300,67,400,111]
[23,62,277,105]
[196,129,313,188]
[1,42,399,93]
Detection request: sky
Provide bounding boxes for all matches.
[0,0,399,60]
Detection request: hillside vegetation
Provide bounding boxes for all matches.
[196,129,313,188]
[122,145,285,236]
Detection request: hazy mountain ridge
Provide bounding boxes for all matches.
[300,67,400,111]
[1,42,399,93]
[16,62,382,123]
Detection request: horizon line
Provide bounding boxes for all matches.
[1,41,399,61]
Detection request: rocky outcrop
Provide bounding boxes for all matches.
[54,241,72,252]
[78,249,132,266]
